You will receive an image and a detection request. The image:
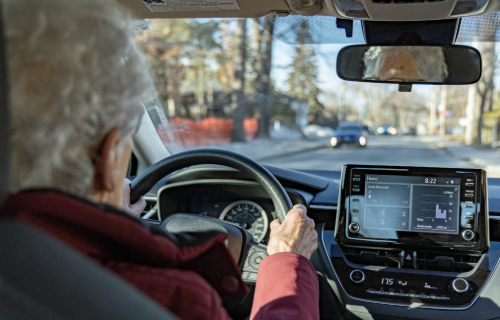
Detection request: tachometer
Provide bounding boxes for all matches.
[220,201,269,243]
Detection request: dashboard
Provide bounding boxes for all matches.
[334,165,489,309]
[154,177,306,244]
[142,164,500,320]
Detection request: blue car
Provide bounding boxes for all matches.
[331,122,367,148]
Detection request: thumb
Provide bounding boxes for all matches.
[270,219,281,232]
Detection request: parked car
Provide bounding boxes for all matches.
[331,122,367,148]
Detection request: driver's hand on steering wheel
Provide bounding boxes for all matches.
[122,178,147,218]
[267,204,318,260]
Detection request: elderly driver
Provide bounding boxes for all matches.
[0,0,320,319]
[363,46,449,82]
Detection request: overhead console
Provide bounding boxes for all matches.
[331,165,493,308]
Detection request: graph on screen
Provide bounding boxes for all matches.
[435,204,446,219]
[410,185,460,233]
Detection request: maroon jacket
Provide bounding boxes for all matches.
[0,191,320,320]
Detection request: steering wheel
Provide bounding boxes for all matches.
[130,149,293,283]
[130,149,293,223]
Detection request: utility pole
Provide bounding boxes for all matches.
[428,87,437,135]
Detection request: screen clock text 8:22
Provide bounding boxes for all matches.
[425,178,437,184]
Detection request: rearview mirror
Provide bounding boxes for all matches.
[337,44,481,86]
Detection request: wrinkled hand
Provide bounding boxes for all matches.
[121,178,147,218]
[267,204,318,260]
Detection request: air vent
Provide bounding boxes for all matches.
[342,246,400,268]
[340,245,480,272]
[142,198,159,220]
[416,252,480,272]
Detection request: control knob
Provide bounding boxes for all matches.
[350,270,365,284]
[349,223,360,233]
[462,230,474,241]
[452,278,470,294]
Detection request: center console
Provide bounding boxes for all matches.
[332,165,491,308]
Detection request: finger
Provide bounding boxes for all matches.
[293,204,307,213]
[129,197,146,218]
[286,207,306,221]
[123,178,131,192]
[270,219,281,232]
[306,216,316,229]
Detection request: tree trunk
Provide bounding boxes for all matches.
[257,15,275,139]
[476,40,496,144]
[231,19,247,142]
[465,84,478,145]
[252,18,262,91]
[197,66,204,120]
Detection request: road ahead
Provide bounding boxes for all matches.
[263,136,476,171]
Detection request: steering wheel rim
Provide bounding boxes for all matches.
[130,149,293,223]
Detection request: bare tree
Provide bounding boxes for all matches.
[476,40,496,144]
[360,83,393,127]
[231,19,247,142]
[465,16,499,144]
[257,15,276,138]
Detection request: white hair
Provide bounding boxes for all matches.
[363,46,449,82]
[5,0,150,198]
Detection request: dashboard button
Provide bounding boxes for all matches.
[353,178,361,181]
[465,204,474,208]
[349,270,365,284]
[465,194,474,197]
[465,183,474,186]
[349,223,360,233]
[351,209,359,213]
[352,188,360,192]
[401,251,417,268]
[462,230,475,241]
[452,278,469,293]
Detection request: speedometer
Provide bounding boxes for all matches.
[220,200,269,243]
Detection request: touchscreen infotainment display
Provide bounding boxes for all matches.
[337,165,487,251]
[363,175,460,234]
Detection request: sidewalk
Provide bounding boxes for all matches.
[195,138,329,162]
[424,136,500,176]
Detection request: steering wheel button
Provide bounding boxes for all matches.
[247,273,257,281]
[250,251,268,270]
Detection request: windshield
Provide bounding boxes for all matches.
[134,14,500,177]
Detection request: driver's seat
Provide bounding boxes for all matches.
[0,2,177,319]
[0,221,179,320]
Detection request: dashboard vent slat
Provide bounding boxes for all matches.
[340,245,480,273]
